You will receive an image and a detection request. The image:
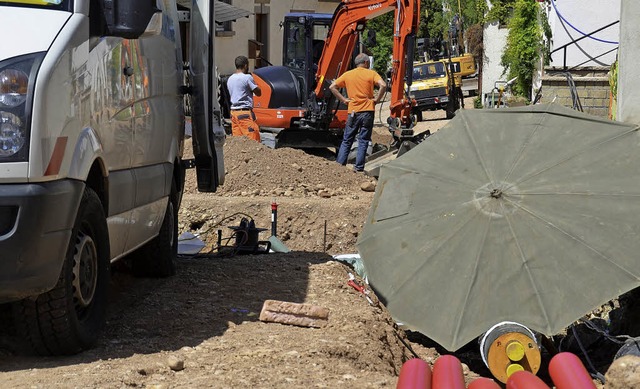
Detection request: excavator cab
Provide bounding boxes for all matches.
[251,0,420,151]
[252,13,346,148]
[281,13,332,103]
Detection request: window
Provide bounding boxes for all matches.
[216,0,234,37]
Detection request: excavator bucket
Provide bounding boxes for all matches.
[364,131,430,177]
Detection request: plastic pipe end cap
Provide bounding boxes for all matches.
[506,341,525,361]
[506,363,525,378]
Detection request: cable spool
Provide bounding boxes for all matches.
[479,321,542,384]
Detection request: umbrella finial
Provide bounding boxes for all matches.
[490,189,503,199]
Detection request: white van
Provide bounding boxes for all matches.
[0,0,224,355]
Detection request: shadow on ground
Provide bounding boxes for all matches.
[0,251,330,371]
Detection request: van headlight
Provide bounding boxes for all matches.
[0,53,44,161]
[0,112,24,157]
[0,69,29,107]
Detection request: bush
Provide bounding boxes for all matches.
[473,96,483,109]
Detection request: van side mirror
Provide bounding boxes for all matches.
[98,0,159,39]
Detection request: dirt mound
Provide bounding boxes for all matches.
[185,136,375,198]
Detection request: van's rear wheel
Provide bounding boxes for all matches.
[131,182,178,278]
[13,188,110,355]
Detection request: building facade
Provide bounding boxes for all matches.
[215,0,341,75]
[482,0,620,116]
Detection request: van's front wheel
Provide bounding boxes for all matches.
[13,187,110,355]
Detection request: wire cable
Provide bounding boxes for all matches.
[579,318,633,345]
[565,72,583,112]
[377,88,389,126]
[549,71,584,112]
[570,325,607,384]
[551,0,618,45]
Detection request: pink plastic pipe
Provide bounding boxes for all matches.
[549,352,597,389]
[506,371,550,389]
[432,355,465,389]
[396,358,432,389]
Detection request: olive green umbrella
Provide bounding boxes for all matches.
[358,104,640,351]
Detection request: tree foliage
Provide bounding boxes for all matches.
[480,0,516,25]
[364,0,550,100]
[500,0,549,98]
[367,0,485,75]
[365,12,394,75]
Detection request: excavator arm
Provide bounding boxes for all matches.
[313,0,420,130]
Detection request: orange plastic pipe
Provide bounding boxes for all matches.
[468,377,501,389]
[396,358,432,389]
[431,355,465,389]
[506,371,550,389]
[549,352,597,389]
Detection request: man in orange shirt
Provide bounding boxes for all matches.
[329,53,387,172]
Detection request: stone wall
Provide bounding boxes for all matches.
[538,66,612,118]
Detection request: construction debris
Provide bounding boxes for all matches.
[259,299,329,328]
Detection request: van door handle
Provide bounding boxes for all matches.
[123,66,134,77]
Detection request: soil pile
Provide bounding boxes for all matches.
[185,136,376,198]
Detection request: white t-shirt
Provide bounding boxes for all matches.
[227,72,258,110]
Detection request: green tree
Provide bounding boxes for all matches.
[481,0,516,25]
[500,0,549,98]
[365,12,394,75]
[366,0,484,74]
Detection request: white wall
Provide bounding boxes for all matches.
[617,0,640,124]
[481,21,508,100]
[545,0,620,68]
[215,0,255,74]
[212,1,341,74]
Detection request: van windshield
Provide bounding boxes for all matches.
[413,62,446,81]
[0,0,71,11]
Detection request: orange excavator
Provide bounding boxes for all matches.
[250,0,422,154]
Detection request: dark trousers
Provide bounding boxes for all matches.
[336,111,374,171]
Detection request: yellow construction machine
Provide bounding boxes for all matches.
[409,60,462,120]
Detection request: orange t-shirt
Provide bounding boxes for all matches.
[333,67,383,113]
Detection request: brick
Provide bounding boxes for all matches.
[259,299,329,328]
[586,107,609,117]
[591,90,609,99]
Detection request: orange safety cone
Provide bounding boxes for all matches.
[396,358,432,389]
[468,377,501,389]
[549,352,597,389]
[432,355,465,389]
[506,371,550,389]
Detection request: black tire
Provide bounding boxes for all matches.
[131,182,178,278]
[13,188,110,355]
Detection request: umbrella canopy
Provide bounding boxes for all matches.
[358,104,640,351]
